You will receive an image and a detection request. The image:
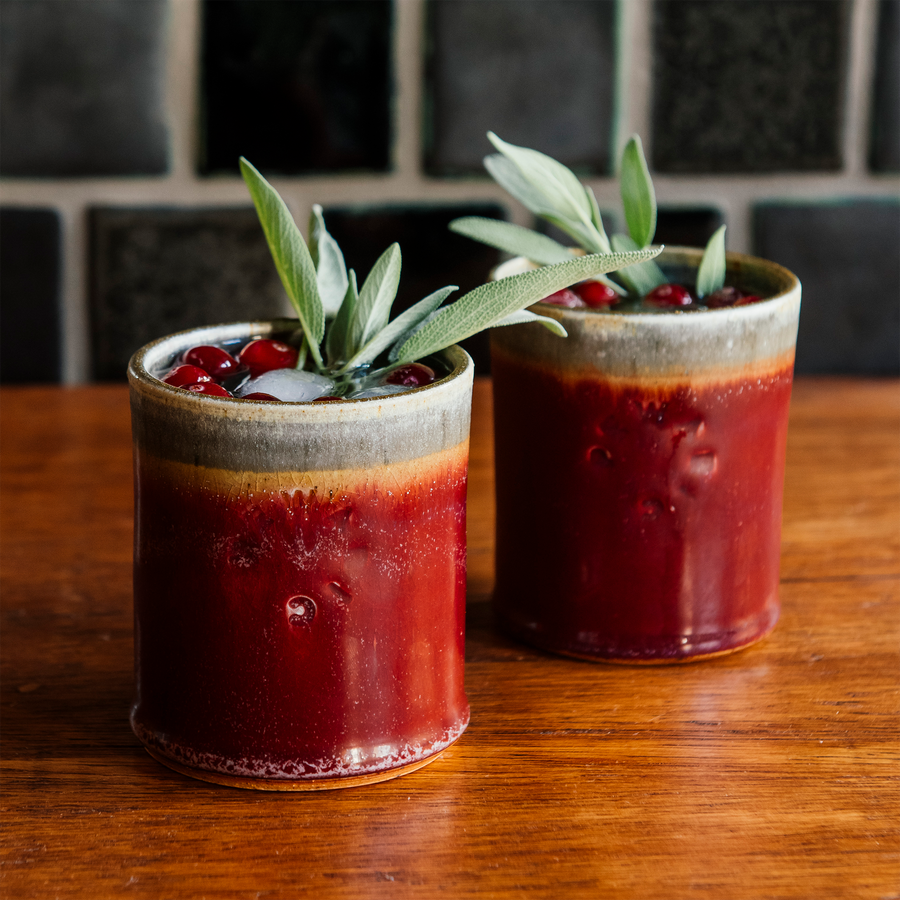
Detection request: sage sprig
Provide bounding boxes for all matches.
[241,156,660,378]
[696,224,727,297]
[453,133,726,300]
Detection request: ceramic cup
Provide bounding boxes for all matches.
[490,248,801,663]
[128,321,473,789]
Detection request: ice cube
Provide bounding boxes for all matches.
[347,384,411,399]
[236,368,334,402]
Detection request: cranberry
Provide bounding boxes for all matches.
[644,283,693,307]
[184,382,232,397]
[313,395,343,402]
[182,345,240,380]
[242,392,279,401]
[163,364,212,387]
[705,287,762,309]
[384,363,436,387]
[540,288,586,308]
[238,339,299,378]
[574,281,619,308]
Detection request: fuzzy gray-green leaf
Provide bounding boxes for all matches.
[240,157,324,367]
[449,217,572,265]
[325,268,358,366]
[586,186,612,252]
[308,204,348,315]
[347,243,401,356]
[620,135,657,248]
[696,224,727,298]
[491,308,568,337]
[343,285,456,371]
[610,233,667,295]
[394,248,661,363]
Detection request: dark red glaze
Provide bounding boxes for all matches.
[132,457,469,779]
[182,345,241,380]
[241,392,279,401]
[184,382,232,397]
[540,288,586,308]
[491,347,794,662]
[706,286,762,309]
[384,363,436,387]
[238,339,300,378]
[645,283,693,307]
[163,365,212,387]
[575,281,619,308]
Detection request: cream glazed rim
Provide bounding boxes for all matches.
[128,319,474,425]
[492,246,801,323]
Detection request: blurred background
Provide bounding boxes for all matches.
[1,0,897,381]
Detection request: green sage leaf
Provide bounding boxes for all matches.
[585,186,612,252]
[610,233,668,296]
[394,247,661,363]
[696,224,727,298]
[342,285,457,371]
[325,269,358,366]
[491,308,568,337]
[620,135,657,248]
[239,157,325,368]
[308,204,348,315]
[449,217,571,265]
[347,243,402,356]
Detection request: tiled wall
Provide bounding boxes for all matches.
[1,0,897,382]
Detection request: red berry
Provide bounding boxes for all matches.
[384,363,436,387]
[184,382,232,397]
[238,339,299,378]
[575,281,619,307]
[540,288,586,308]
[163,364,212,387]
[242,392,279,401]
[313,395,343,402]
[734,294,762,307]
[182,345,240,380]
[644,283,693,307]
[705,287,762,308]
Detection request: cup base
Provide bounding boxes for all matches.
[141,740,459,791]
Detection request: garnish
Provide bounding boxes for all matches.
[450,133,731,304]
[236,157,661,386]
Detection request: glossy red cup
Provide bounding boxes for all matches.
[490,249,801,663]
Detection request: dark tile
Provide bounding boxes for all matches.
[0,208,61,383]
[754,200,900,375]
[0,0,168,177]
[655,208,725,249]
[425,0,616,175]
[90,208,291,381]
[871,0,900,172]
[201,0,392,175]
[652,1,849,173]
[321,204,505,372]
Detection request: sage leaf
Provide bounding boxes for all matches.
[239,157,325,368]
[620,135,657,248]
[488,132,593,227]
[394,248,661,363]
[308,204,348,315]
[341,285,457,372]
[610,233,668,296]
[347,243,402,356]
[325,269,358,366]
[449,217,571,265]
[586,186,612,252]
[491,308,568,337]
[696,224,727,298]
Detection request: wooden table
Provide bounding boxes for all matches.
[2,378,898,899]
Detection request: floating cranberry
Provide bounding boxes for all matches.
[644,283,693,307]
[384,363,436,387]
[575,281,619,307]
[242,392,279,401]
[184,382,232,397]
[238,339,299,378]
[540,288,585,308]
[313,395,343,402]
[182,345,240,380]
[705,286,762,309]
[163,364,212,387]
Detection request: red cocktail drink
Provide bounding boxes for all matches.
[129,324,473,788]
[490,250,801,663]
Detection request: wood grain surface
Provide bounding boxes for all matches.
[2,378,898,899]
